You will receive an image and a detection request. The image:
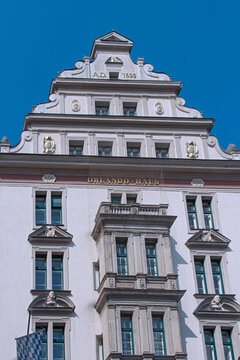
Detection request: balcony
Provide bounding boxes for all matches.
[106,353,187,360]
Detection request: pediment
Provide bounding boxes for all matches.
[29,291,75,314]
[28,225,72,244]
[91,31,133,58]
[185,229,230,249]
[194,296,240,318]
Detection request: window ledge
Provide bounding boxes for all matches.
[31,289,72,296]
[193,293,235,300]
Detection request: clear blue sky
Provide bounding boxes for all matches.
[1,0,239,150]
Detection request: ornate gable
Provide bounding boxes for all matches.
[28,225,72,244]
[90,31,133,58]
[185,229,230,249]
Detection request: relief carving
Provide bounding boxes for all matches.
[155,103,164,115]
[45,291,56,306]
[210,295,222,311]
[43,136,55,154]
[186,140,198,158]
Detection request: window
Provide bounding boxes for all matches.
[194,258,208,294]
[36,325,48,360]
[123,104,137,117]
[51,195,62,225]
[155,144,169,158]
[52,255,63,291]
[204,329,217,360]
[116,240,128,275]
[35,191,64,226]
[121,314,134,355]
[126,194,137,204]
[69,141,83,155]
[109,72,119,79]
[53,326,65,360]
[152,315,166,356]
[211,259,224,294]
[98,142,112,156]
[34,251,67,291]
[95,102,109,116]
[221,329,234,360]
[146,242,158,276]
[36,254,47,290]
[127,143,140,157]
[202,199,214,229]
[36,195,46,225]
[187,198,199,230]
[111,194,122,203]
[36,324,65,360]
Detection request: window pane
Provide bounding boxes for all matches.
[36,325,47,360]
[51,195,62,225]
[146,243,158,276]
[36,195,46,225]
[195,259,207,294]
[127,145,140,157]
[116,241,128,275]
[36,255,47,290]
[126,195,137,204]
[222,330,234,360]
[111,195,121,203]
[202,199,214,229]
[211,259,224,294]
[204,329,217,360]
[123,107,136,116]
[53,327,64,360]
[187,199,198,229]
[98,145,112,156]
[52,255,63,290]
[96,106,109,115]
[121,315,134,355]
[152,316,166,356]
[69,144,83,155]
[156,147,169,158]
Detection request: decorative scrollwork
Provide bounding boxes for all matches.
[186,140,199,158]
[43,136,55,154]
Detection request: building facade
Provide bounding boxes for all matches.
[1,31,240,360]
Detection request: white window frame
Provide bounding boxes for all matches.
[32,246,69,291]
[33,187,67,229]
[32,316,71,360]
[67,137,87,155]
[191,251,228,295]
[183,191,218,233]
[200,321,240,360]
[108,189,142,204]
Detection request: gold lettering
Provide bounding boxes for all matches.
[148,178,154,185]
[94,177,99,183]
[154,179,160,185]
[123,178,129,184]
[100,72,106,78]
[136,178,142,185]
[106,178,111,184]
[117,178,123,184]
[88,177,94,183]
[93,72,98,77]
[143,179,149,185]
[111,178,117,184]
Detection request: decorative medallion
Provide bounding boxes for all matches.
[43,136,55,153]
[42,174,56,183]
[155,102,164,115]
[45,226,56,237]
[201,231,212,242]
[191,178,204,187]
[72,100,80,112]
[186,140,198,158]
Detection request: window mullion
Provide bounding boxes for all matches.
[48,251,52,290]
[46,191,51,224]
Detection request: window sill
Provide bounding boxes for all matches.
[193,293,235,299]
[31,289,71,296]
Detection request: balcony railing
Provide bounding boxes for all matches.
[98,203,168,216]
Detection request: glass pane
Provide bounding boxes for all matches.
[154,332,164,355]
[111,195,121,203]
[36,270,46,290]
[147,258,157,276]
[69,145,83,155]
[117,257,128,275]
[52,210,62,225]
[156,148,169,158]
[206,345,216,360]
[53,327,64,360]
[51,196,62,207]
[53,343,64,360]
[36,195,46,225]
[52,271,63,290]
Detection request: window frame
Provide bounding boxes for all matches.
[126,142,141,158]
[116,239,129,276]
[121,313,134,355]
[145,241,159,276]
[152,314,166,355]
[155,143,169,159]
[204,328,217,360]
[211,258,225,295]
[202,198,215,229]
[32,247,69,291]
[33,188,66,228]
[69,141,84,156]
[186,197,199,230]
[95,101,110,116]
[194,257,208,294]
[98,141,113,157]
[123,102,137,117]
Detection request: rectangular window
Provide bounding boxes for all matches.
[36,195,46,225]
[152,315,166,356]
[204,329,217,360]
[221,329,234,360]
[116,240,128,275]
[121,314,134,355]
[36,325,48,360]
[195,258,208,294]
[52,255,63,291]
[211,259,224,294]
[187,198,199,230]
[95,102,109,116]
[69,142,83,155]
[126,194,137,204]
[36,254,47,290]
[111,194,122,204]
[109,72,119,79]
[123,104,137,117]
[98,143,112,156]
[146,242,158,276]
[127,143,140,157]
[202,199,214,229]
[51,195,62,225]
[53,326,65,360]
[155,144,169,158]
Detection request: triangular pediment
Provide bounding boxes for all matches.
[28,225,72,244]
[185,229,230,249]
[90,31,133,58]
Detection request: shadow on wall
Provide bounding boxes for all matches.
[170,235,197,354]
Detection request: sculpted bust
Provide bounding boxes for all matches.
[45,291,56,306]
[210,295,222,310]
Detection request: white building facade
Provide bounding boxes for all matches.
[1,31,240,360]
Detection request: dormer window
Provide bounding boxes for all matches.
[98,142,112,156]
[123,103,137,117]
[95,102,109,116]
[69,141,83,155]
[155,144,169,158]
[127,143,140,157]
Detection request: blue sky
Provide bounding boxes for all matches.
[1,0,239,150]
